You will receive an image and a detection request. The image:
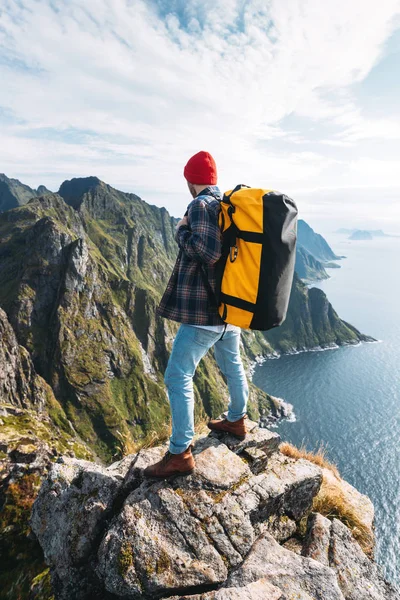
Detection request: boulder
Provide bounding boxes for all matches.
[30,457,123,598]
[226,531,346,600]
[302,513,400,599]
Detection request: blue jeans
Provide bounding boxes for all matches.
[164,324,249,454]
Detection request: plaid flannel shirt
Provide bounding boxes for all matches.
[156,185,225,325]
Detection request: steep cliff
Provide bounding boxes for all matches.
[0,307,94,599]
[29,421,399,600]
[298,219,344,262]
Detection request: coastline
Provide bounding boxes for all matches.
[249,337,382,429]
[248,336,382,376]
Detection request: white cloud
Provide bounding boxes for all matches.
[0,0,399,220]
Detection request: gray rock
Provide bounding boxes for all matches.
[282,535,304,555]
[0,307,48,409]
[30,429,400,600]
[302,511,331,565]
[95,437,323,597]
[226,531,346,599]
[329,518,399,599]
[191,437,251,488]
[117,445,170,491]
[30,457,122,596]
[208,418,281,460]
[255,513,297,542]
[97,482,228,598]
[302,514,400,599]
[232,451,323,523]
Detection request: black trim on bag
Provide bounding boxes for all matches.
[223,183,250,202]
[235,231,263,243]
[219,292,255,313]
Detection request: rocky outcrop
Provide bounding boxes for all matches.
[30,420,399,600]
[0,307,49,410]
[302,513,398,599]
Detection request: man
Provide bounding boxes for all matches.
[143,151,249,478]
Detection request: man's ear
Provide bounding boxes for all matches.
[187,181,196,198]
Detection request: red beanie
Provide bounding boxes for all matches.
[183,151,217,185]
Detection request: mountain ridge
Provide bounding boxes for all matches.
[0,173,51,212]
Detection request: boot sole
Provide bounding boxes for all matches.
[207,427,246,441]
[143,467,195,480]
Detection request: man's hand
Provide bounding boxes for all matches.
[175,215,189,234]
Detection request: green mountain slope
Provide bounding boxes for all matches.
[295,245,330,282]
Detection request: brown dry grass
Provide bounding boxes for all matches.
[279,439,341,478]
[279,440,374,556]
[116,416,211,457]
[312,480,374,557]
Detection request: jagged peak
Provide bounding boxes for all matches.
[0,172,34,189]
[36,184,51,195]
[58,176,105,208]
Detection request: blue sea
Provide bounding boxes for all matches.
[252,232,400,587]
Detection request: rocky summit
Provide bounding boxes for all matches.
[30,420,399,600]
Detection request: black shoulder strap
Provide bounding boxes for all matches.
[223,183,251,202]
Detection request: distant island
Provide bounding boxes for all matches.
[349,230,373,241]
[336,227,400,239]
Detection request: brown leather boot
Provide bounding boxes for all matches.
[143,444,195,479]
[207,414,248,440]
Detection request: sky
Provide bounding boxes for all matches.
[1,0,400,233]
